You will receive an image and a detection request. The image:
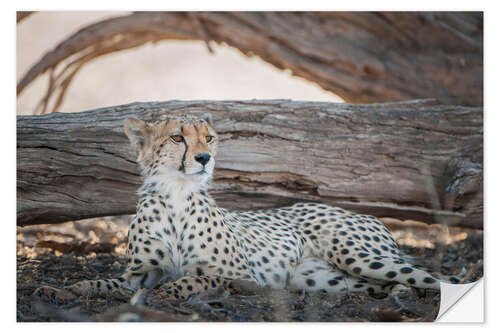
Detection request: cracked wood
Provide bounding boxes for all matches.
[17,99,483,228]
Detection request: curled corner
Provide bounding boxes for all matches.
[436,279,484,322]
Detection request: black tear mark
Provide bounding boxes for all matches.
[179,140,188,172]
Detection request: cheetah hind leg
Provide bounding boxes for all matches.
[336,253,464,292]
[408,259,466,284]
[288,257,400,296]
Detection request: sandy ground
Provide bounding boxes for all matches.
[17,217,483,322]
[16,11,342,116]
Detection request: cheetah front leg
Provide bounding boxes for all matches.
[33,268,164,302]
[32,277,132,302]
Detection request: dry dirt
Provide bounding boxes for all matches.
[16,216,483,322]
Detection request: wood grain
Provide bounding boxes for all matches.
[17,99,483,228]
[17,11,483,113]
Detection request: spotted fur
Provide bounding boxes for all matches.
[34,114,462,302]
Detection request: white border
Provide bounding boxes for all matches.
[6,0,497,331]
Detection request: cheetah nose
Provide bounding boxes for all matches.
[195,153,211,166]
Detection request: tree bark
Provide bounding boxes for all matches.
[17,11,34,23]
[17,12,483,114]
[17,99,483,228]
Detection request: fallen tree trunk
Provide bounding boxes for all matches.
[17,11,483,114]
[17,99,483,228]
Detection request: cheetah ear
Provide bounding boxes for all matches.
[124,118,150,150]
[201,113,213,126]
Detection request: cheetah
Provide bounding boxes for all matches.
[34,114,463,302]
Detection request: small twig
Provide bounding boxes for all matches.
[51,61,86,113]
[17,310,32,321]
[18,259,42,265]
[32,300,94,321]
[212,308,247,321]
[167,304,194,315]
[84,257,100,276]
[35,34,155,114]
[35,67,55,115]
[460,259,483,283]
[391,295,409,312]
[238,294,258,299]
[238,298,256,307]
[17,283,40,291]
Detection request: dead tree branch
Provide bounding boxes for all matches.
[17,12,483,114]
[17,11,35,23]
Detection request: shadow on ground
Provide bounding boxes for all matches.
[16,216,483,322]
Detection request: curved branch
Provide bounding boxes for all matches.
[17,11,483,112]
[17,11,35,23]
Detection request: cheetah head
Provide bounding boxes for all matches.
[124,114,218,192]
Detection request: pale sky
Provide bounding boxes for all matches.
[17,11,343,115]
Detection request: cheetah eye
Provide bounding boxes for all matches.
[170,135,184,143]
[206,135,214,143]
